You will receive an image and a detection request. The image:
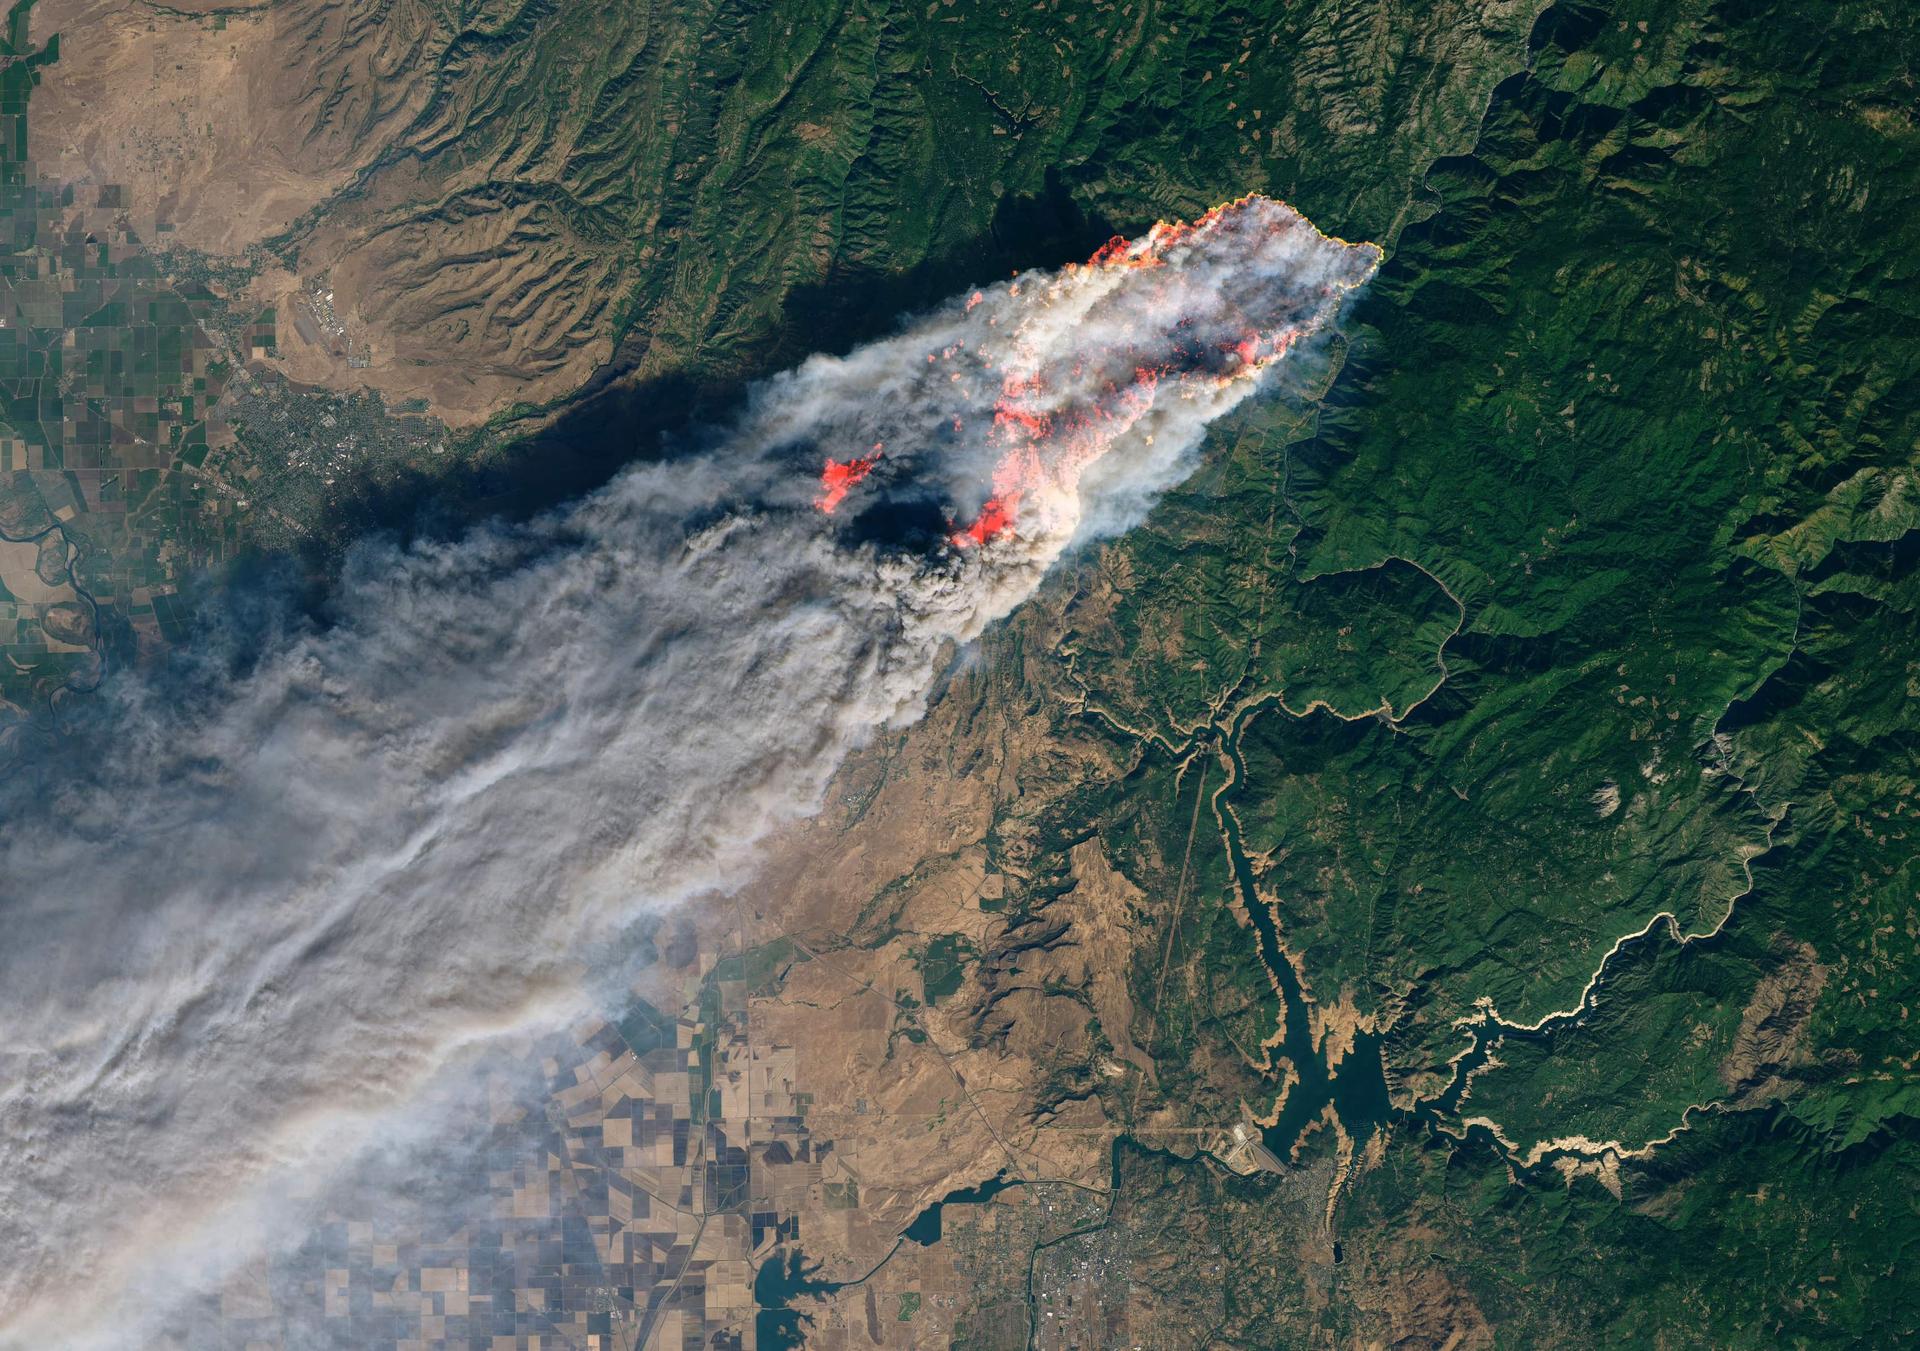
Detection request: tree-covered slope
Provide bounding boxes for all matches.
[1026,0,1918,1342]
[7,0,1916,1343]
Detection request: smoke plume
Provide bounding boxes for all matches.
[0,196,1377,1343]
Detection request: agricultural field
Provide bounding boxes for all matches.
[2,0,1915,1346]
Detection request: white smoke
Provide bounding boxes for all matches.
[0,196,1376,1344]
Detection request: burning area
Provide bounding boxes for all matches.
[815,445,883,513]
[803,194,1380,552]
[0,192,1376,1348]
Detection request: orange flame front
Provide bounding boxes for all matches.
[809,194,1378,549]
[815,445,883,514]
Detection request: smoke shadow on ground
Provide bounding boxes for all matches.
[38,178,1121,726]
[299,174,1118,565]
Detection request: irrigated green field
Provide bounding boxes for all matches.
[7,0,1917,1343]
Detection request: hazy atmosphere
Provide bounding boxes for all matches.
[1,199,1375,1345]
[6,0,1916,1345]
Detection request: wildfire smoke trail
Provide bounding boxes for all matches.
[0,195,1376,1346]
[806,194,1380,550]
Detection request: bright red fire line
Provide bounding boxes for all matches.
[814,446,882,514]
[811,194,1371,547]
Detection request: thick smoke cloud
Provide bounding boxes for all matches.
[0,197,1376,1344]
